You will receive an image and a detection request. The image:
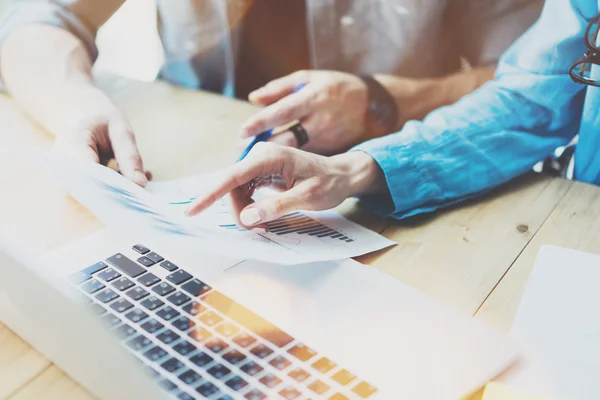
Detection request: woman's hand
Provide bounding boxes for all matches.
[185,142,386,227]
[240,71,372,155]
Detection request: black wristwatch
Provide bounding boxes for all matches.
[359,75,399,135]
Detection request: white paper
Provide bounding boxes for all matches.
[502,245,600,399]
[35,149,394,264]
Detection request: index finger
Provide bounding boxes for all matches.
[184,154,273,216]
[240,88,318,138]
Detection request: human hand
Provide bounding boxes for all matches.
[240,71,371,155]
[52,88,149,186]
[184,142,386,227]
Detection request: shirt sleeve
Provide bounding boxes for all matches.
[352,0,592,220]
[0,0,124,63]
[446,0,544,67]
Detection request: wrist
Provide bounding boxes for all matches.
[331,151,387,197]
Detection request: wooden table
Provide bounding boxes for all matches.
[1,75,598,400]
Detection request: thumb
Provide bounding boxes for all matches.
[109,121,148,187]
[238,185,310,226]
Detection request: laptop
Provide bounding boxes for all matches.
[0,230,520,400]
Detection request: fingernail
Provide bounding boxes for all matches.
[134,170,148,186]
[240,208,262,226]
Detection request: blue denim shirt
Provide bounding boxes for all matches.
[355,0,600,220]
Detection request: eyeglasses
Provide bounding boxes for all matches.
[570,13,600,87]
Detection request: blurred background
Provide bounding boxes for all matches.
[0,0,163,81]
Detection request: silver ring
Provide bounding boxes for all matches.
[289,123,309,148]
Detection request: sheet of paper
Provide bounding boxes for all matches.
[34,149,394,264]
[501,245,600,400]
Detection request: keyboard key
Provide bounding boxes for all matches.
[217,396,234,400]
[143,346,168,362]
[312,357,336,374]
[287,343,317,362]
[351,381,377,398]
[166,270,193,286]
[126,286,149,301]
[138,273,160,287]
[115,323,136,339]
[288,367,310,383]
[160,260,178,272]
[126,334,152,351]
[177,392,194,400]
[156,306,180,321]
[146,252,164,263]
[240,361,263,377]
[178,369,202,385]
[97,268,121,282]
[215,322,239,337]
[331,369,356,386]
[196,382,219,397]
[137,256,155,267]
[77,293,93,304]
[132,244,150,254]
[112,277,135,291]
[141,318,164,334]
[225,375,248,391]
[172,316,196,331]
[88,303,106,316]
[258,373,281,388]
[157,329,180,344]
[173,341,197,356]
[181,279,211,297]
[232,332,257,348]
[222,349,246,365]
[202,290,293,348]
[100,313,121,328]
[269,355,291,371]
[158,379,177,392]
[95,289,119,303]
[329,393,350,400]
[107,253,146,278]
[161,357,184,373]
[244,389,267,400]
[182,301,205,316]
[70,262,108,284]
[145,367,160,378]
[249,344,273,359]
[278,386,302,399]
[308,379,330,395]
[125,308,149,323]
[167,292,191,306]
[204,337,228,353]
[141,296,164,311]
[189,351,213,367]
[188,327,212,343]
[110,298,134,313]
[152,282,175,296]
[198,311,222,326]
[207,364,231,379]
[81,279,105,294]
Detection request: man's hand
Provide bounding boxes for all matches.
[52,88,149,187]
[185,142,386,227]
[240,71,371,155]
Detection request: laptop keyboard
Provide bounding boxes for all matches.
[71,245,378,400]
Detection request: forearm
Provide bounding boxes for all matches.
[0,25,107,136]
[374,66,495,132]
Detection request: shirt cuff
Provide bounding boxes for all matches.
[350,125,444,220]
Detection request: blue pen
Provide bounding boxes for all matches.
[237,82,306,162]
